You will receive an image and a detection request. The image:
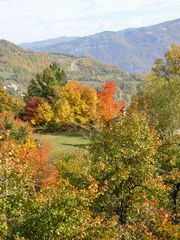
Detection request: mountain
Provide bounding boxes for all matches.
[20,18,180,73]
[0,40,136,101]
[20,37,80,51]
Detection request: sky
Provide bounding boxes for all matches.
[0,0,180,44]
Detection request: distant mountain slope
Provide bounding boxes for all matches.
[0,40,136,101]
[20,36,80,51]
[21,18,180,73]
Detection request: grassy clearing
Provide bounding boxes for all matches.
[35,132,89,158]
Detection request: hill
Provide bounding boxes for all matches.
[0,40,136,101]
[20,18,180,73]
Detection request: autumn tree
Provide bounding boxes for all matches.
[0,85,20,115]
[54,81,97,127]
[0,111,32,143]
[0,138,59,239]
[152,44,180,80]
[34,101,54,126]
[0,137,119,239]
[24,96,45,121]
[96,81,125,123]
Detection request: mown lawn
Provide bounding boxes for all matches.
[35,132,89,158]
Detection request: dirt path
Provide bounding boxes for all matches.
[69,58,79,71]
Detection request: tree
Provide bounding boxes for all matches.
[132,45,180,133]
[0,138,119,239]
[155,135,180,221]
[96,81,125,123]
[28,63,67,101]
[34,102,54,126]
[50,63,67,85]
[89,113,177,238]
[0,85,20,115]
[152,44,180,80]
[54,81,97,127]
[24,96,45,121]
[0,111,32,143]
[24,97,54,126]
[138,73,180,133]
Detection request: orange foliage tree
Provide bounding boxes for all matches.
[16,140,58,188]
[96,81,125,122]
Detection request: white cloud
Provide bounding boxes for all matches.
[0,0,180,43]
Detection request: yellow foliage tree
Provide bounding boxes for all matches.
[54,81,97,126]
[33,102,54,126]
[152,44,180,79]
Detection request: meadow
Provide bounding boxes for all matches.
[35,132,89,157]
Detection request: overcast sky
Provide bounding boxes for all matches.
[0,0,180,44]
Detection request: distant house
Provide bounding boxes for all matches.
[4,82,19,92]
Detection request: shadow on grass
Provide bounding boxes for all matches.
[62,143,89,148]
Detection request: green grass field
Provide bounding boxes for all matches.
[35,132,89,158]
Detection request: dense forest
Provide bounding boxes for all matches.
[0,45,180,239]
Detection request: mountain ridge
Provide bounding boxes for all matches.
[19,18,180,73]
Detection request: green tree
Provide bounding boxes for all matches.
[28,63,67,101]
[131,45,180,133]
[155,135,180,219]
[89,113,178,238]
[50,63,67,85]
[142,74,180,133]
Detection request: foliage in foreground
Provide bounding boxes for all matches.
[0,112,179,239]
[90,112,179,239]
[0,113,119,239]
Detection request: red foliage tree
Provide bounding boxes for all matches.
[96,81,125,122]
[24,96,45,121]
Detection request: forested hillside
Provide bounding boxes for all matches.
[0,40,136,100]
